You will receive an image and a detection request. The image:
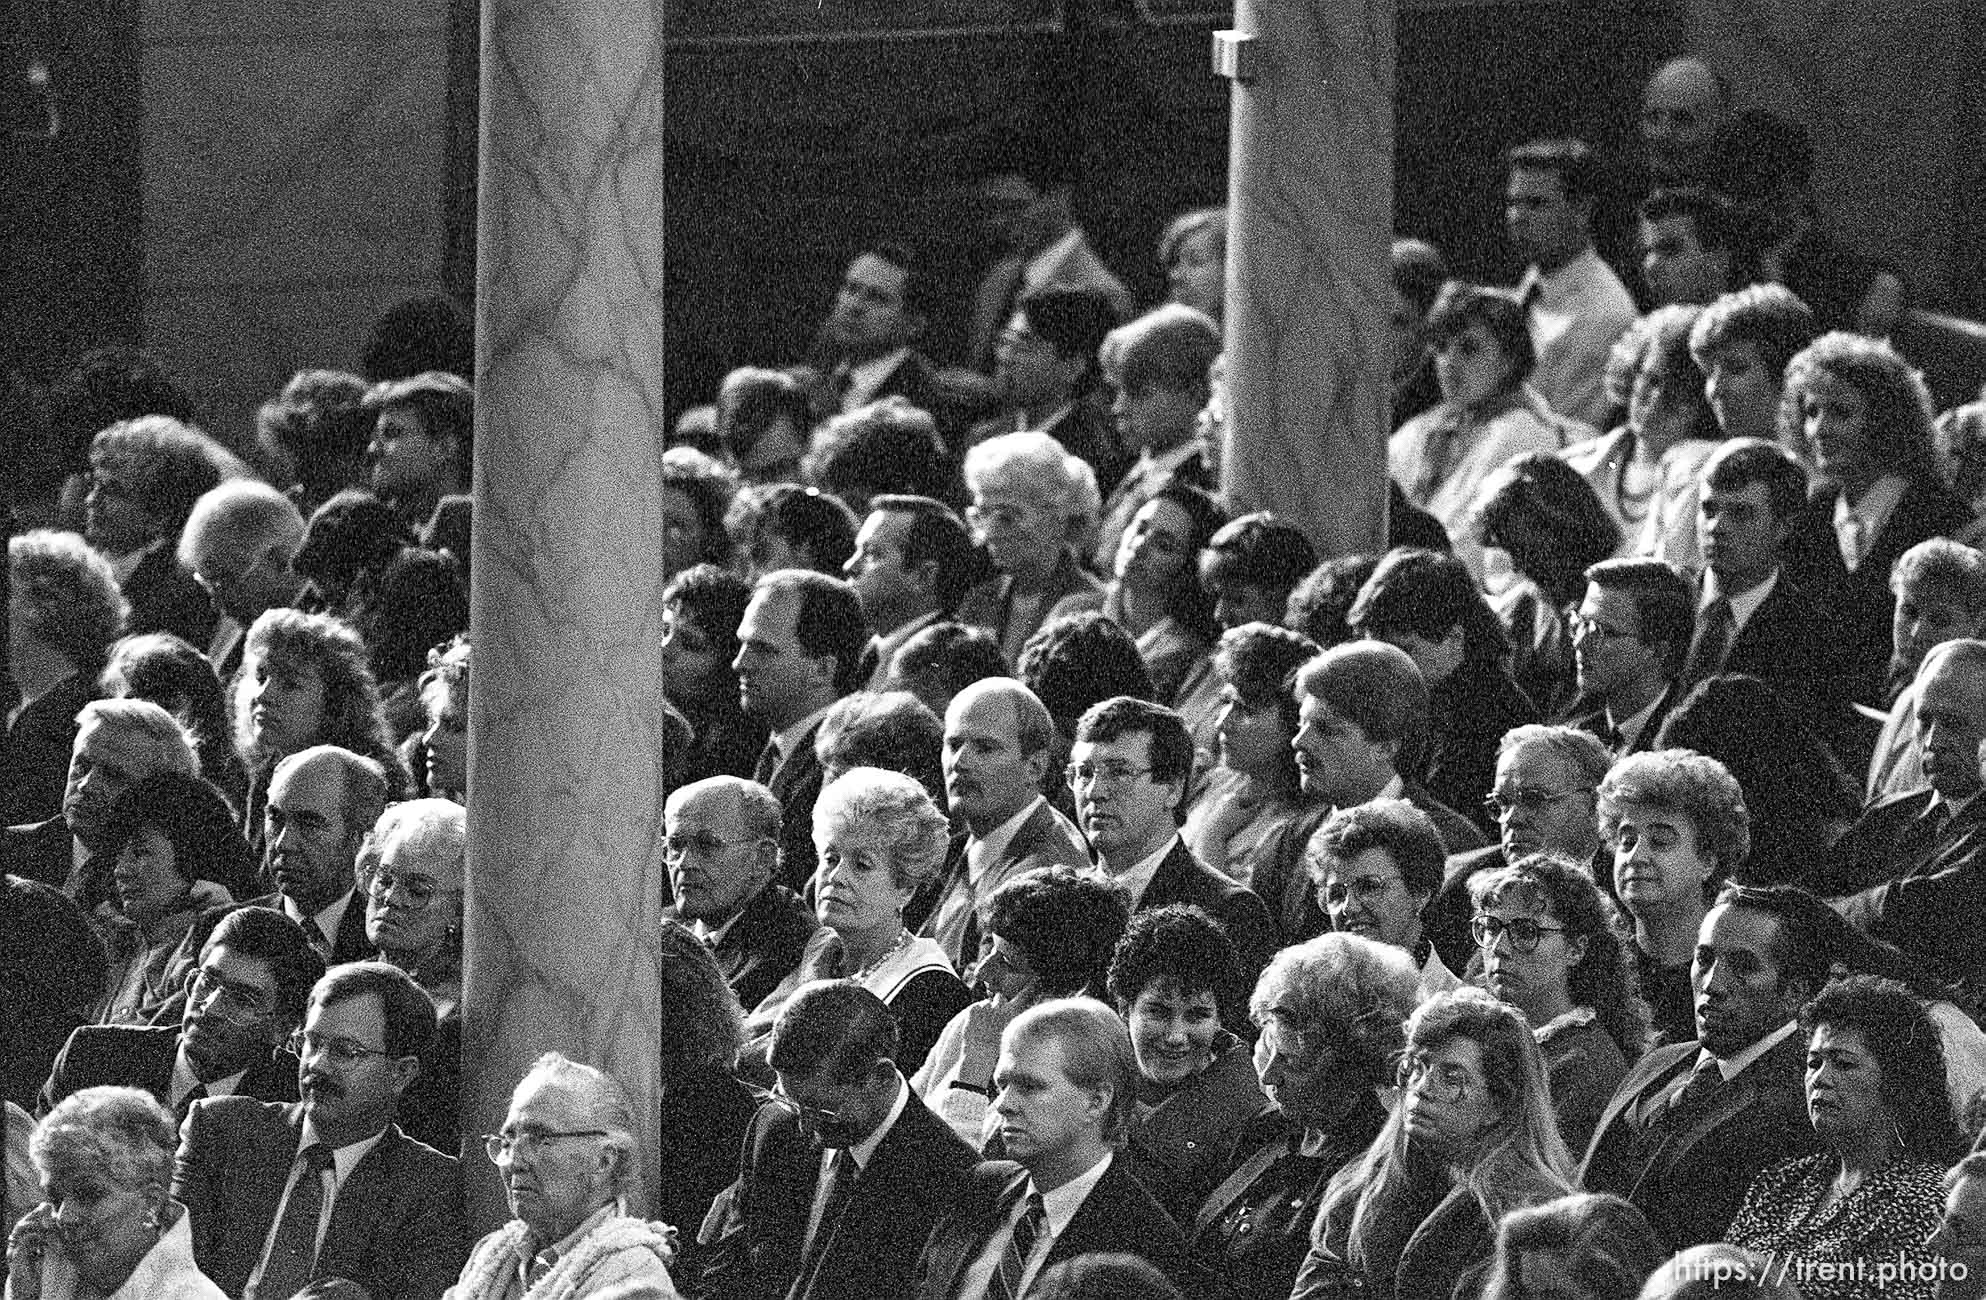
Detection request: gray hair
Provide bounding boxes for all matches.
[516,1052,642,1202]
[31,1086,177,1194]
[963,431,1087,524]
[75,698,198,777]
[369,798,466,890]
[813,766,950,891]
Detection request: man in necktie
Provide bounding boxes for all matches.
[1864,539,1986,803]
[1581,887,1822,1249]
[663,776,819,1011]
[843,497,979,694]
[172,961,465,1300]
[40,904,323,1118]
[915,997,1186,1298]
[718,982,975,1300]
[1566,558,1695,759]
[255,746,389,968]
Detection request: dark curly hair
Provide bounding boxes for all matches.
[984,865,1133,999]
[1800,974,1964,1164]
[1018,612,1154,738]
[1285,553,1381,649]
[101,770,258,902]
[1212,622,1320,738]
[1105,903,1244,1030]
[658,918,746,1081]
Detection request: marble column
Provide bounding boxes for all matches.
[1219,0,1394,558]
[461,0,665,1231]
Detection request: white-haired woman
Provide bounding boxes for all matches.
[743,768,972,1076]
[1291,988,1577,1300]
[955,431,1106,666]
[6,1086,224,1300]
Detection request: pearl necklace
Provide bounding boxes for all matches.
[848,927,913,982]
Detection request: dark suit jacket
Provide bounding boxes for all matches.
[1580,1032,1818,1250]
[1426,663,1540,837]
[1564,683,1680,758]
[764,723,828,899]
[0,815,76,890]
[2,872,107,1110]
[1141,840,1278,984]
[173,1095,466,1300]
[123,542,220,648]
[910,800,1092,968]
[40,1022,297,1117]
[916,1157,1186,1299]
[667,884,820,1013]
[1716,573,1868,759]
[249,890,372,967]
[1816,787,1986,897]
[0,672,94,827]
[1833,790,1986,982]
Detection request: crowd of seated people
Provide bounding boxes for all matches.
[14,47,1986,1300]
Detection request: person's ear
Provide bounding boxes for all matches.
[389,1053,423,1097]
[1566,934,1590,967]
[750,835,779,882]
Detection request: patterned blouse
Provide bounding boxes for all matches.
[1726,1152,1947,1300]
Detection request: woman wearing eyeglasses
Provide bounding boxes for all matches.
[954,432,1107,667]
[1468,852,1651,1153]
[1292,988,1577,1300]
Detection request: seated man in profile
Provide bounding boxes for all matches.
[664,775,818,1010]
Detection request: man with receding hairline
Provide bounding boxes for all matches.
[254,745,389,965]
[664,775,818,1010]
[1639,56,1731,185]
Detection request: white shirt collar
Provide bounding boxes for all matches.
[1608,684,1671,750]
[283,891,355,950]
[1833,475,1909,569]
[1523,245,1605,310]
[842,347,913,412]
[1105,834,1179,910]
[1022,228,1086,290]
[1703,567,1779,637]
[1033,1150,1115,1237]
[848,1076,910,1172]
[296,1119,389,1189]
[171,1044,248,1105]
[1700,1016,1800,1081]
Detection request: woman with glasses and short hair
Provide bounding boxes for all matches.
[955,431,1107,667]
[1292,987,1577,1300]
[1468,852,1651,1152]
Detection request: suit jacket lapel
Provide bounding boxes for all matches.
[318,1126,399,1278]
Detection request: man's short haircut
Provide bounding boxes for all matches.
[256,371,373,504]
[178,479,307,574]
[273,744,390,843]
[810,398,953,507]
[1306,798,1447,899]
[983,866,1132,1000]
[1199,512,1319,598]
[1017,612,1154,736]
[1637,186,1756,265]
[858,240,934,319]
[199,904,326,1026]
[1701,438,1809,523]
[818,690,945,800]
[1596,748,1751,882]
[964,431,1087,523]
[1350,547,1511,669]
[1505,136,1600,206]
[1779,332,1941,486]
[1583,557,1697,679]
[75,698,198,778]
[1391,238,1450,317]
[1688,283,1817,376]
[729,483,860,576]
[754,569,869,696]
[768,979,901,1082]
[360,370,474,476]
[10,530,128,672]
[311,959,437,1060]
[869,495,979,614]
[1073,696,1195,807]
[891,622,1006,700]
[951,677,1058,761]
[1107,304,1220,397]
[1498,724,1613,790]
[1423,283,1536,385]
[1892,539,1986,612]
[665,775,783,845]
[1286,553,1382,648]
[1018,284,1119,367]
[664,563,754,666]
[1004,997,1138,1147]
[1294,640,1429,756]
[90,416,252,537]
[716,366,814,463]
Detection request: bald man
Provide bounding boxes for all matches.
[1641,56,1731,185]
[919,678,1091,971]
[255,745,390,966]
[664,775,819,1009]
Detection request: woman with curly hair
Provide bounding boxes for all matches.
[1182,623,1319,886]
[1101,481,1227,707]
[1293,987,1578,1300]
[1779,331,1977,693]
[662,445,741,580]
[1191,933,1420,1300]
[1727,976,1966,1300]
[232,608,409,851]
[1469,852,1651,1150]
[956,431,1108,666]
[1104,905,1265,1228]
[101,632,251,814]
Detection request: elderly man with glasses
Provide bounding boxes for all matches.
[173,960,465,1300]
[450,1053,681,1300]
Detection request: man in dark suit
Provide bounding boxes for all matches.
[1566,557,1695,756]
[253,745,388,966]
[814,243,975,453]
[178,480,308,683]
[716,981,977,1300]
[916,997,1186,1297]
[919,678,1091,969]
[845,496,979,694]
[42,904,323,1116]
[1685,439,1865,747]
[173,961,465,1300]
[2,872,107,1111]
[663,775,818,1010]
[1828,640,1986,980]
[1069,696,1276,982]
[1582,885,1823,1249]
[733,570,868,898]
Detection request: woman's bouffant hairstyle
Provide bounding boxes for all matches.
[983,866,1133,1000]
[1483,1193,1667,1300]
[1778,331,1942,486]
[9,529,127,673]
[1322,988,1576,1271]
[1471,853,1651,1063]
[1596,749,1751,886]
[1799,974,1964,1164]
[1474,453,1623,593]
[1250,932,1420,1087]
[812,766,950,892]
[1105,904,1244,1030]
[234,609,404,791]
[101,771,258,902]
[89,415,252,538]
[1212,622,1320,739]
[101,632,249,811]
[30,1086,178,1196]
[657,918,747,1081]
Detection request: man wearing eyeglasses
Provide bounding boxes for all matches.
[40,905,323,1119]
[1566,558,1696,757]
[708,981,975,1300]
[1069,697,1276,983]
[663,776,819,1011]
[174,960,466,1300]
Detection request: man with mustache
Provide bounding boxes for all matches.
[709,981,976,1300]
[173,960,465,1300]
[254,745,388,966]
[40,905,323,1117]
[918,678,1089,971]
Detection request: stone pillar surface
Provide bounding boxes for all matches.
[1220,0,1394,558]
[462,0,665,1232]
